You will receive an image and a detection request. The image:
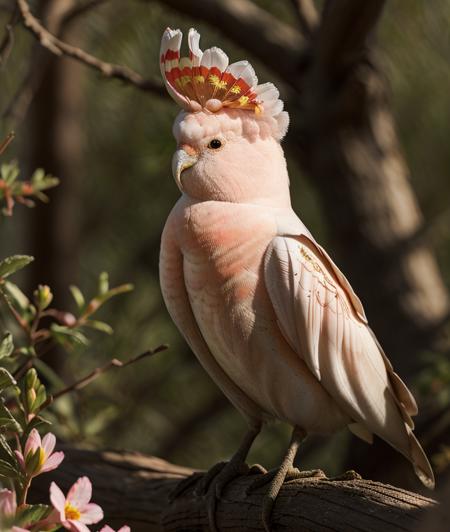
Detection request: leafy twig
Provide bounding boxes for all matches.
[0,132,15,155]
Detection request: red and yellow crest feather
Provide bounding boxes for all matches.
[160,28,285,118]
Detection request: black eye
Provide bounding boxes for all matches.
[208,139,222,149]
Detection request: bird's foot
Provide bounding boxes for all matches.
[168,471,204,502]
[246,467,325,532]
[246,467,325,494]
[198,460,268,532]
[170,459,265,532]
[328,469,362,481]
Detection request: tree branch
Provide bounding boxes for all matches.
[16,0,165,95]
[289,0,319,38]
[312,0,386,75]
[30,447,437,531]
[0,2,19,67]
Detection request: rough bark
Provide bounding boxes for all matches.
[30,447,437,532]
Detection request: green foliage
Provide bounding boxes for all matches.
[0,255,34,279]
[0,332,13,359]
[0,161,59,216]
[15,504,53,528]
[0,143,135,529]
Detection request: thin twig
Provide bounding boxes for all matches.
[16,0,165,95]
[289,0,319,38]
[0,3,19,67]
[37,344,168,411]
[0,131,15,155]
[0,285,30,333]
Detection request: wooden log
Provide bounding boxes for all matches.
[30,448,437,531]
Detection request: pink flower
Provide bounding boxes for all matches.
[0,490,29,531]
[50,477,103,532]
[15,429,64,477]
[0,488,16,518]
[99,527,130,532]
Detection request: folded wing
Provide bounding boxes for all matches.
[264,234,434,488]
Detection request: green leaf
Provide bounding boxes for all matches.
[16,503,52,527]
[98,283,134,304]
[31,384,47,412]
[84,319,113,335]
[0,434,16,464]
[85,283,134,317]
[0,162,19,185]
[50,324,89,347]
[0,332,13,358]
[24,415,51,436]
[0,434,16,462]
[2,281,30,310]
[0,457,18,477]
[0,368,16,392]
[30,168,59,191]
[0,401,21,432]
[0,255,34,279]
[98,271,109,295]
[69,284,85,310]
[15,346,36,357]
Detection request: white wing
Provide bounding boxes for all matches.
[264,233,434,488]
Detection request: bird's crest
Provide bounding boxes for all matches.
[160,28,285,118]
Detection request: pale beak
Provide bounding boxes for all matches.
[172,148,198,188]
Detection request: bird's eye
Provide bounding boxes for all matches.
[207,139,222,150]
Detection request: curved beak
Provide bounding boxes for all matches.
[172,148,198,189]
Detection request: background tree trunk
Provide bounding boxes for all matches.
[25,0,83,317]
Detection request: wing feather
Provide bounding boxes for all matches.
[264,234,434,488]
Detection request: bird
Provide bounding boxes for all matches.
[158,27,434,531]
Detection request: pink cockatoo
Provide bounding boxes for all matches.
[159,27,434,531]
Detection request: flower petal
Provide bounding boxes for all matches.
[24,428,41,456]
[14,450,25,470]
[50,481,67,517]
[41,451,65,473]
[67,476,92,509]
[79,502,103,524]
[0,488,16,517]
[66,520,91,532]
[41,432,56,456]
[99,527,130,532]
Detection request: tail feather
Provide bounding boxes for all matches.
[407,428,435,489]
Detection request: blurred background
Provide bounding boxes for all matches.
[0,0,449,493]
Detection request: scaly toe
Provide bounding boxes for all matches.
[202,460,256,532]
[193,461,227,497]
[247,463,268,476]
[328,469,362,481]
[214,461,249,499]
[169,471,204,502]
[284,468,326,483]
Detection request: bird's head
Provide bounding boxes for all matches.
[161,28,291,207]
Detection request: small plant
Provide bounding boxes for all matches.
[0,133,160,530]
